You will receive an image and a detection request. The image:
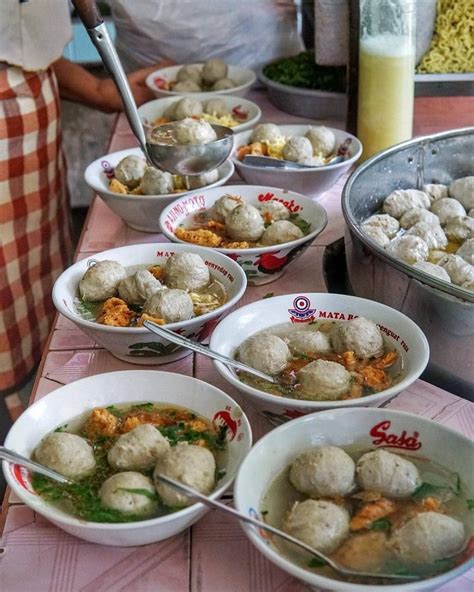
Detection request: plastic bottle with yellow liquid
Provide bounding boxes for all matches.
[357,0,416,161]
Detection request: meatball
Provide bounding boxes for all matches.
[212,78,236,91]
[305,126,336,157]
[331,317,384,359]
[139,166,174,195]
[282,136,313,163]
[399,208,440,229]
[153,443,216,507]
[165,252,210,291]
[362,214,400,238]
[413,261,451,282]
[444,216,474,242]
[79,260,127,302]
[390,512,465,565]
[250,123,282,143]
[238,333,289,376]
[282,500,350,554]
[164,101,178,120]
[386,235,429,264]
[258,201,290,222]
[456,239,474,265]
[114,155,146,190]
[107,424,170,471]
[297,360,352,400]
[210,194,243,223]
[204,98,228,117]
[202,58,228,85]
[285,331,332,356]
[440,254,474,286]
[462,279,474,291]
[35,432,95,479]
[172,80,201,93]
[226,203,265,242]
[430,198,466,225]
[174,118,217,145]
[363,227,390,247]
[423,183,448,201]
[356,449,421,498]
[186,168,219,189]
[118,269,162,305]
[405,221,447,250]
[143,289,194,323]
[383,189,430,219]
[174,97,203,120]
[176,64,203,86]
[449,176,474,210]
[289,446,356,497]
[261,220,304,245]
[99,472,156,515]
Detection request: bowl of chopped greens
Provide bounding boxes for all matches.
[3,370,252,546]
[259,52,347,119]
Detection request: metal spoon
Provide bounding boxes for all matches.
[0,446,72,485]
[143,320,277,384]
[155,473,419,582]
[242,154,345,169]
[71,0,234,175]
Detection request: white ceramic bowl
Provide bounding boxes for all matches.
[159,185,328,286]
[210,293,430,422]
[3,370,252,546]
[138,94,261,135]
[232,125,363,198]
[145,64,256,98]
[234,407,474,592]
[52,243,247,364]
[84,147,234,233]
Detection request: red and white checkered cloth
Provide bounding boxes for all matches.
[0,65,73,395]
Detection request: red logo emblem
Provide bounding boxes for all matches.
[370,420,422,451]
[213,410,238,440]
[288,296,316,323]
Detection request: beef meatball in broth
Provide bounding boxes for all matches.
[204,98,228,118]
[362,214,400,238]
[173,97,203,120]
[282,500,350,554]
[118,269,162,306]
[153,443,216,507]
[386,235,429,264]
[107,424,170,471]
[399,208,439,229]
[413,261,451,282]
[79,260,127,301]
[456,239,474,265]
[238,333,289,376]
[305,126,336,157]
[422,183,448,201]
[356,449,421,498]
[289,446,356,497]
[430,198,466,225]
[331,316,384,359]
[405,221,447,250]
[114,155,146,190]
[202,58,228,85]
[210,194,243,223]
[226,203,265,242]
[444,216,474,242]
[297,359,352,400]
[261,220,304,245]
[35,432,96,479]
[143,289,194,323]
[258,201,290,222]
[174,118,217,145]
[364,227,390,247]
[100,472,156,515]
[250,123,281,143]
[139,167,174,195]
[285,331,331,356]
[165,252,210,291]
[173,80,201,93]
[282,137,313,163]
[212,78,235,91]
[449,176,474,210]
[390,512,466,565]
[176,65,202,86]
[382,189,430,219]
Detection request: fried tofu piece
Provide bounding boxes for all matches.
[97,297,134,327]
[350,498,396,531]
[83,407,119,438]
[148,265,165,280]
[136,313,165,327]
[221,241,250,249]
[175,227,223,247]
[332,531,388,572]
[206,219,226,232]
[109,178,129,194]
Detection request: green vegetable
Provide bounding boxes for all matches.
[119,488,159,501]
[412,481,456,502]
[467,499,474,510]
[263,52,346,92]
[129,402,155,412]
[289,213,312,235]
[433,558,456,572]
[157,423,227,450]
[54,424,69,433]
[215,469,226,481]
[75,298,100,321]
[370,517,391,532]
[308,556,328,568]
[262,292,274,299]
[105,405,123,417]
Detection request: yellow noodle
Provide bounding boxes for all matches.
[417,0,474,73]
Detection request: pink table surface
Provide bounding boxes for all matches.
[1,90,473,592]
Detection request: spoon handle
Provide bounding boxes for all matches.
[0,446,72,484]
[143,320,276,383]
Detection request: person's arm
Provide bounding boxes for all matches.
[53,57,172,113]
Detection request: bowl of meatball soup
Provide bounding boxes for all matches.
[52,243,247,364]
[3,370,252,545]
[210,293,429,423]
[234,407,474,591]
[159,185,328,285]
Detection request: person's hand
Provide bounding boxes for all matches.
[99,60,174,112]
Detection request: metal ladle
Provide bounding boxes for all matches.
[71,0,234,175]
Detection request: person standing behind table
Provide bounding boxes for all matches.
[0,0,166,399]
[108,0,304,72]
